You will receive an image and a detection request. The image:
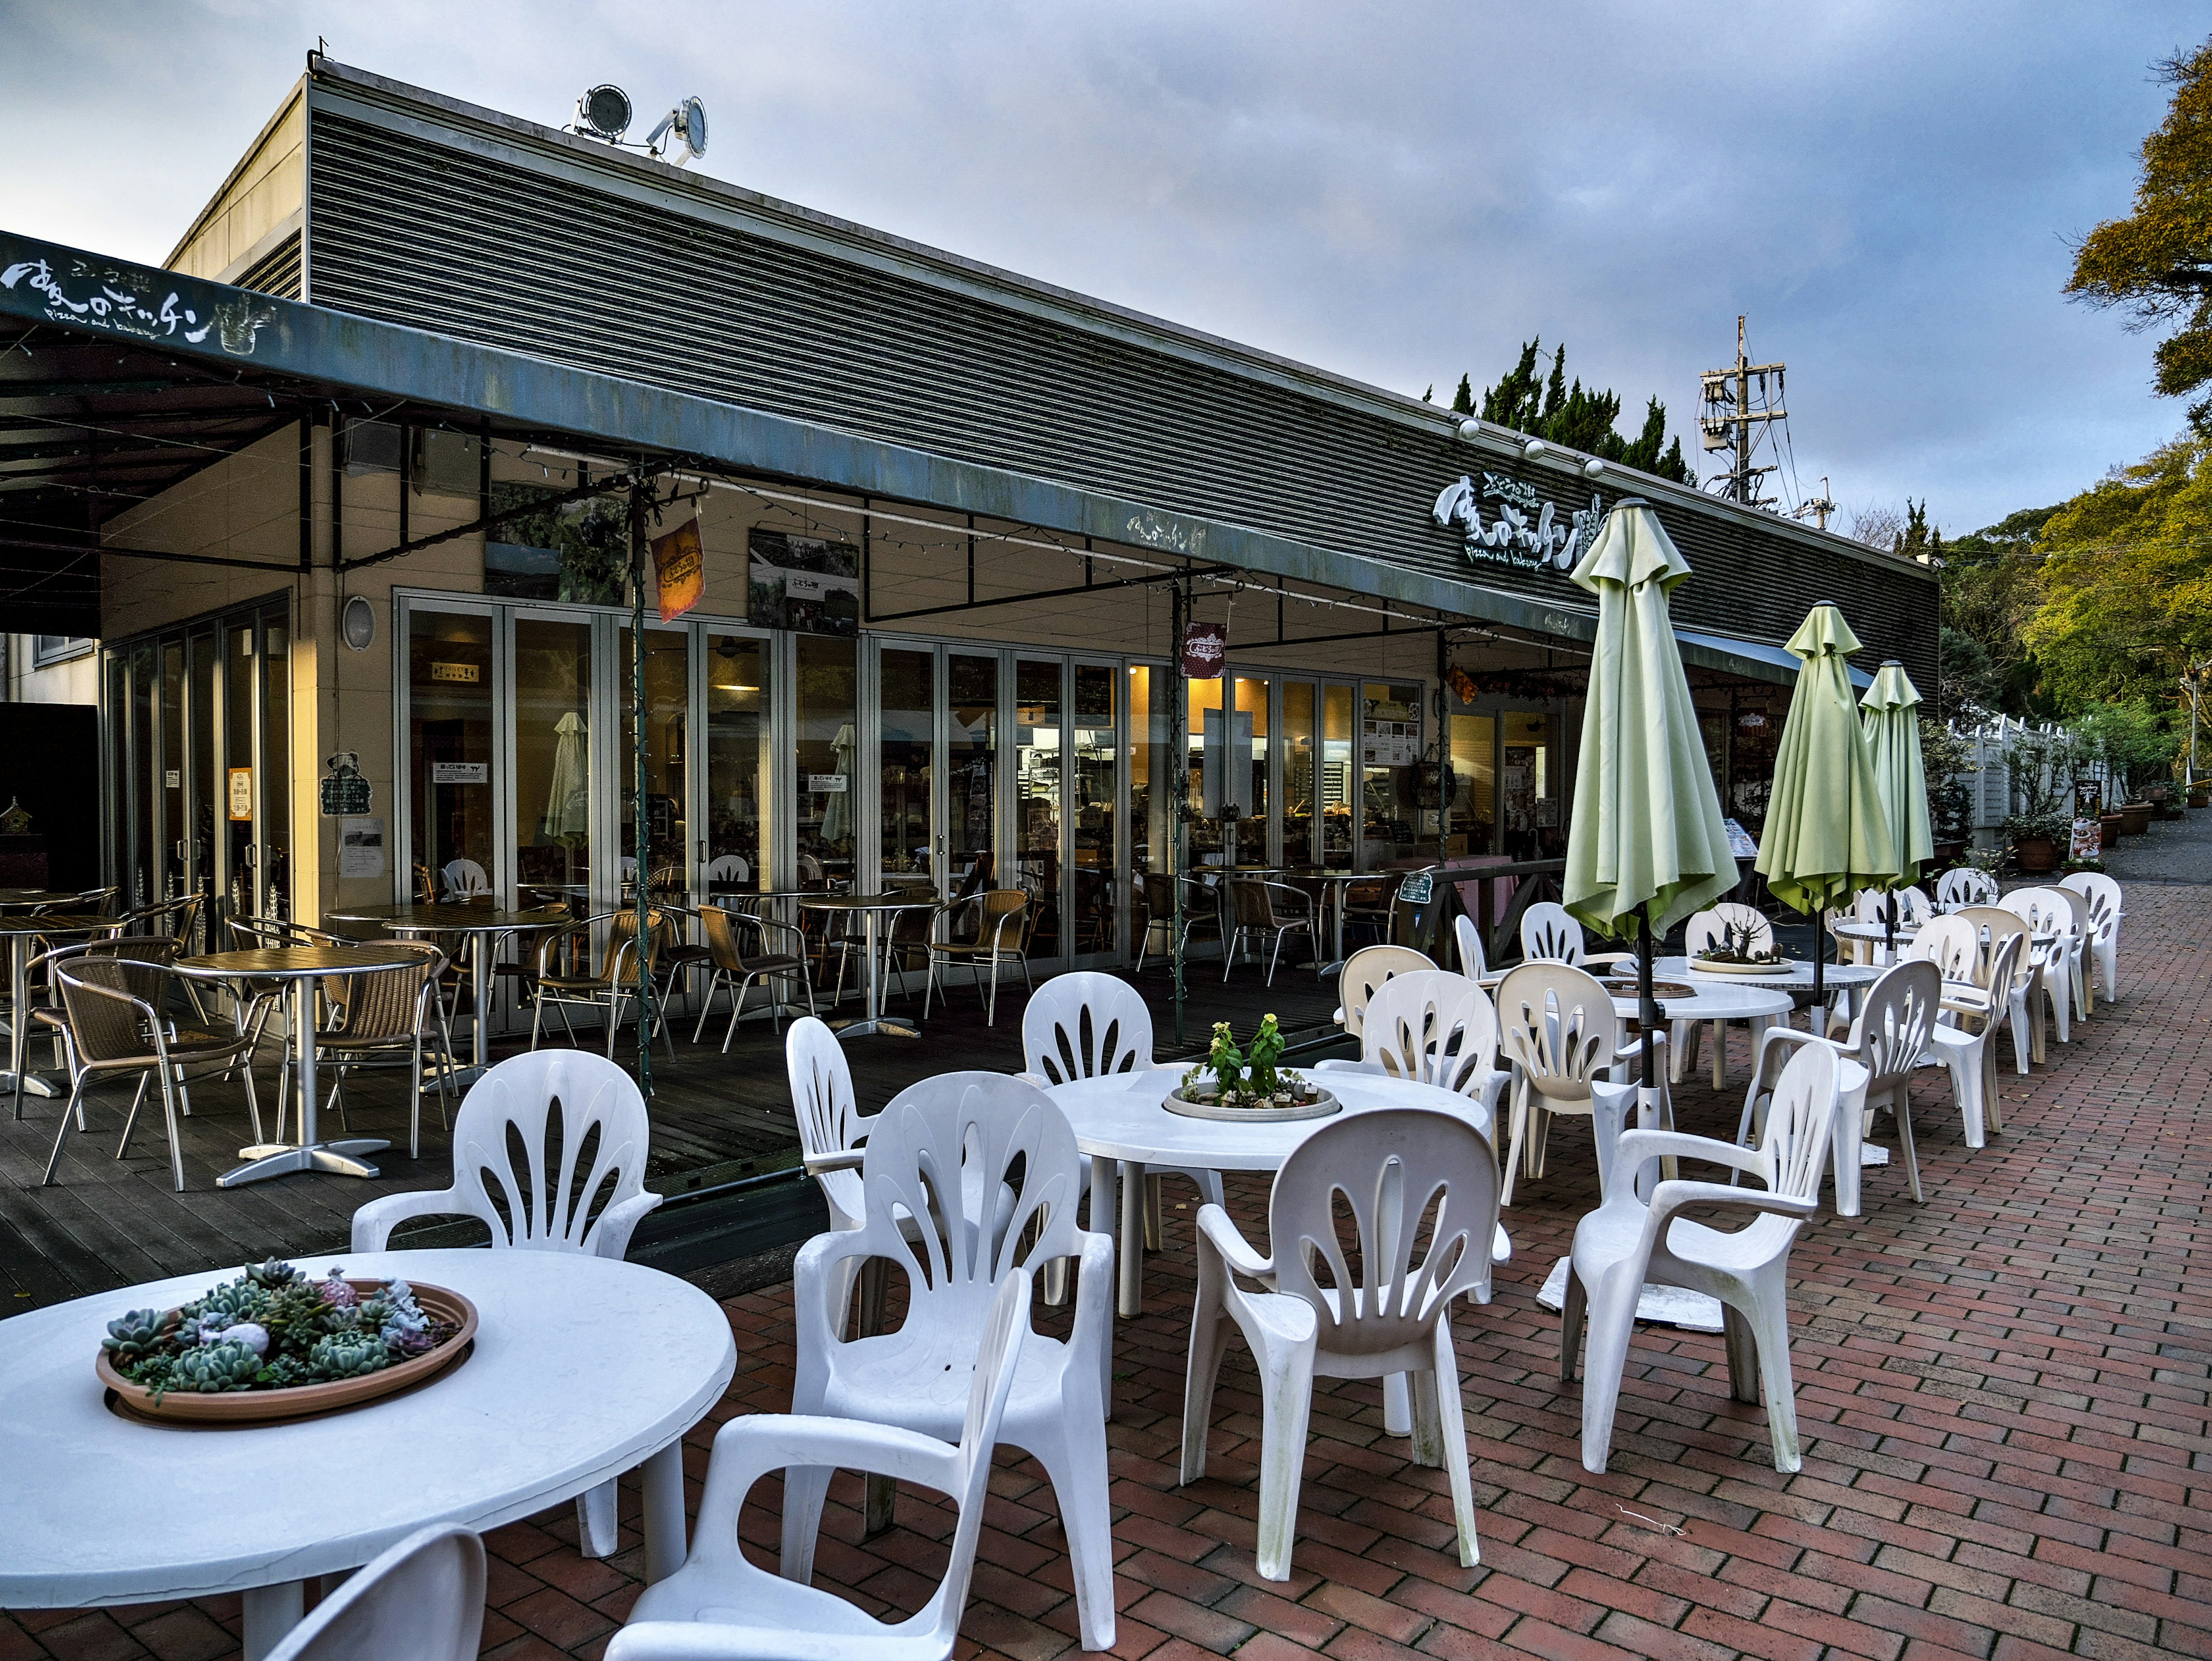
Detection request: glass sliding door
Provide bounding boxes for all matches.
[1321,684,1355,868]
[187,630,216,941]
[222,623,256,916]
[877,646,937,892]
[946,652,998,899]
[159,642,185,900]
[1014,658,1063,958]
[1449,713,1497,857]
[1186,675,1225,867]
[794,635,857,887]
[1069,661,1118,961]
[1282,681,1316,869]
[1361,681,1423,868]
[618,625,692,891]
[513,616,594,905]
[1499,709,1562,860]
[703,633,767,894]
[408,610,497,903]
[1232,675,1269,868]
[260,612,289,918]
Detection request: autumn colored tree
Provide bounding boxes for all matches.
[2067,39,2212,423]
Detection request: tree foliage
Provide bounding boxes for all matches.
[1938,506,2055,720]
[2067,39,2212,423]
[1455,338,1694,482]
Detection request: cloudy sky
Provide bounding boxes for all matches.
[2,1,2198,533]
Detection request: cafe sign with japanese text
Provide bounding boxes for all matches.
[1431,471,1604,575]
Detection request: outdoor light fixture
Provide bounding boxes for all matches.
[645,96,709,165]
[1583,458,1607,478]
[575,84,634,142]
[341,595,376,652]
[1456,418,1480,440]
[1522,438,1548,460]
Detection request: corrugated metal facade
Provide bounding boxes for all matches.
[233,230,302,300]
[302,93,1936,684]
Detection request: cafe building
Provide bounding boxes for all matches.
[0,55,1936,973]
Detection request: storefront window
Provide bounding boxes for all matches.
[1321,685,1355,868]
[1231,677,1269,867]
[795,635,857,886]
[704,634,766,892]
[1015,659,1062,955]
[1499,710,1560,860]
[1282,682,1316,869]
[947,653,997,896]
[1070,664,1117,957]
[222,626,252,915]
[407,611,495,902]
[878,647,934,888]
[1449,713,1496,858]
[618,626,691,889]
[1361,682,1423,868]
[1185,676,1226,865]
[514,618,593,902]
[160,643,185,901]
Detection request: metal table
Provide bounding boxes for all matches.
[798,894,940,1039]
[325,903,566,1088]
[2,911,116,1109]
[0,889,79,913]
[1308,871,1369,974]
[171,945,423,1186]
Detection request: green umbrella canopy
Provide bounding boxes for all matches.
[1563,501,1740,939]
[1861,660,1933,891]
[1755,604,1899,915]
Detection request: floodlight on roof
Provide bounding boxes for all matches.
[576,84,634,142]
[646,96,709,165]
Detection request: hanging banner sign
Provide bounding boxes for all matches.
[652,514,704,622]
[1180,620,1226,679]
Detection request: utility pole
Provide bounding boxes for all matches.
[1699,317,1787,508]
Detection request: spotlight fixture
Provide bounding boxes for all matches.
[1522,438,1548,461]
[1582,458,1606,479]
[645,95,709,165]
[575,84,634,142]
[1455,417,1480,441]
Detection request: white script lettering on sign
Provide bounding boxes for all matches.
[1431,474,1604,573]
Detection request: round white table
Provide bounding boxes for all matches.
[1047,1068,1494,1316]
[1656,954,1883,1043]
[0,1248,736,1661]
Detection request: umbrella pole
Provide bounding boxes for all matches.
[1637,907,1657,1094]
[1813,903,1826,1008]
[628,484,653,1100]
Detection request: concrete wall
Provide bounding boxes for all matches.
[168,86,305,284]
[2,637,98,704]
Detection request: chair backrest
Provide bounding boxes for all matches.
[853,1072,1078,1315]
[441,858,491,899]
[604,907,672,976]
[1228,879,1272,930]
[1848,887,1889,924]
[921,1267,1032,1649]
[263,1523,485,1661]
[1684,903,1774,959]
[1846,960,1942,1093]
[1495,962,1622,1103]
[1938,866,1999,909]
[797,853,826,885]
[1518,901,1588,965]
[2001,886,2077,952]
[1338,944,1433,1037]
[2048,884,2093,947]
[440,1051,655,1255]
[1956,905,2035,993]
[704,853,749,884]
[2060,871,2122,943]
[1895,887,1934,928]
[976,888,1031,945]
[1905,915,1980,984]
[1022,971,1153,1085]
[1751,1039,1842,1204]
[1359,970,1499,1097]
[1452,911,1488,978]
[329,943,445,1042]
[786,1016,868,1225]
[1266,1108,1499,1356]
[53,956,161,1065]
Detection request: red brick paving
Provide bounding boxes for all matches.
[6,882,2208,1660]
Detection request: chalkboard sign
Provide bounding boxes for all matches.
[319,753,372,817]
[1397,872,1434,906]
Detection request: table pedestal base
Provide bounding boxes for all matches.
[0,1068,63,1100]
[219,1137,388,1188]
[828,1015,919,1039]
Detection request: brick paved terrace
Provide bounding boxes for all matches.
[5,875,2208,1661]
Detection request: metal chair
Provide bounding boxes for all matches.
[529,909,679,1058]
[308,940,460,1159]
[693,903,814,1046]
[1223,879,1319,985]
[922,888,1033,1027]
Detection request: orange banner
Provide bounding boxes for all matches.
[651,516,704,622]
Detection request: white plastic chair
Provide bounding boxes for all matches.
[2062,871,2122,1006]
[704,853,750,886]
[1334,944,1433,1035]
[1673,904,1774,1087]
[440,858,491,901]
[1495,962,1634,1206]
[1956,905,2039,1073]
[785,1073,1118,1651]
[1938,866,1999,910]
[350,1051,663,1556]
[608,1271,1031,1661]
[1180,1107,1499,1580]
[1518,901,1636,971]
[1452,911,1488,979]
[2046,883,2096,1019]
[1563,1039,1840,1475]
[1737,959,1940,1213]
[1907,918,2019,1150]
[264,1523,485,1661]
[1316,969,1508,1129]
[2002,887,2077,1052]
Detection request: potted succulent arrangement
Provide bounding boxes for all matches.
[96,1258,474,1424]
[1169,1016,1339,1121]
[1689,915,1787,975]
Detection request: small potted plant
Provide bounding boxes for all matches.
[2190,783,2210,810]
[1690,915,1786,974]
[1170,1017,1338,1120]
[2002,809,2069,874]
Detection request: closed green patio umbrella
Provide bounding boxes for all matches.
[1563,500,1740,1104]
[1861,660,1933,953]
[1754,603,1899,1001]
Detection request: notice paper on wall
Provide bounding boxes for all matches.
[339,816,387,879]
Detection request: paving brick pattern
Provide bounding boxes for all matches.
[6,883,2207,1660]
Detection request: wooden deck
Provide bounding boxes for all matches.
[0,952,1346,1312]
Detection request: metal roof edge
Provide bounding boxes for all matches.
[0,227,1548,637]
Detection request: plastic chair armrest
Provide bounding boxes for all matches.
[1586,951,1639,970]
[609,1623,894,1661]
[592,1190,665,1261]
[1310,1057,1381,1074]
[1195,1202,1273,1281]
[350,1189,464,1251]
[706,1410,964,1503]
[1615,1127,1768,1179]
[1646,1178,1817,1237]
[1013,1070,1051,1089]
[1066,1228,1117,1370]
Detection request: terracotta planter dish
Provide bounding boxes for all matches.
[97,1281,478,1426]
[1166,1081,1340,1122]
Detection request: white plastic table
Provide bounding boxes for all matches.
[1656,954,1883,1038]
[0,1248,736,1661]
[1046,1069,1494,1316]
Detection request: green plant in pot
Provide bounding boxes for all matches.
[1179,1016,1321,1109]
[2002,809,2071,873]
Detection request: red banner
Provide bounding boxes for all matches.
[1180,620,1226,679]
